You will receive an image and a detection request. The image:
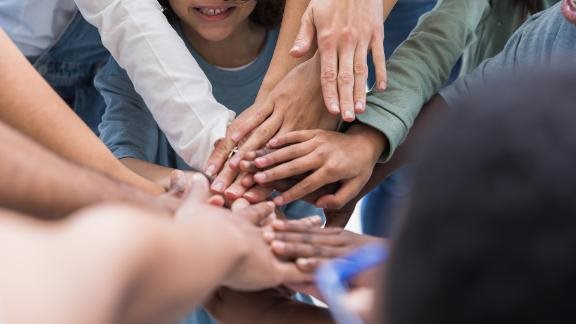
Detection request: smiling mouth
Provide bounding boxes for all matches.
[193,6,235,17]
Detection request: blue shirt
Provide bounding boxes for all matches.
[96,21,323,220]
[440,3,576,107]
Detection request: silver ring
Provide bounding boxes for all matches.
[228,146,239,159]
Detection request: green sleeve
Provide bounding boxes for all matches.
[358,0,490,162]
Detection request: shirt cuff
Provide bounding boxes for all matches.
[355,101,408,163]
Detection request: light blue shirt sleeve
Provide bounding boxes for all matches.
[95,58,161,163]
[440,4,576,108]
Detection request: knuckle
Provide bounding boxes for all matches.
[338,72,354,85]
[340,28,356,43]
[318,32,336,48]
[321,66,338,82]
[353,62,368,76]
[324,161,341,174]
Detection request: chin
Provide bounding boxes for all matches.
[197,29,235,42]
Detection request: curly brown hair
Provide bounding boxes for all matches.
[158,0,285,28]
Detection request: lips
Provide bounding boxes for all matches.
[562,0,576,25]
[193,6,235,21]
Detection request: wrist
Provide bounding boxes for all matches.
[347,124,389,163]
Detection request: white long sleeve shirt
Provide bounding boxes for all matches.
[74,0,235,169]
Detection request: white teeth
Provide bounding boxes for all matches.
[199,7,228,16]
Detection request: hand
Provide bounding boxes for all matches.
[173,173,312,290]
[246,125,388,209]
[290,0,386,121]
[204,54,339,199]
[266,218,384,271]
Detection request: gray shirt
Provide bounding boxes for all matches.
[440,3,576,107]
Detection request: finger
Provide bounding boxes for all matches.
[234,201,275,225]
[228,100,274,143]
[205,137,236,178]
[175,173,211,221]
[319,41,340,114]
[231,197,251,211]
[240,113,283,154]
[276,262,315,284]
[274,215,324,231]
[371,26,387,91]
[296,257,325,272]
[243,185,273,203]
[273,231,347,247]
[271,241,344,259]
[254,155,320,185]
[353,42,369,114]
[267,130,316,149]
[273,170,335,206]
[228,150,248,170]
[238,160,259,173]
[207,195,226,207]
[224,173,250,200]
[241,173,255,187]
[338,40,357,122]
[290,7,316,57]
[273,220,341,234]
[168,169,190,195]
[254,142,314,169]
[316,177,366,210]
[210,163,239,194]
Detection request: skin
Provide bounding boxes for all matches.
[239,124,388,209]
[291,0,398,122]
[0,177,311,324]
[0,29,161,195]
[562,0,576,24]
[0,116,179,219]
[205,0,398,196]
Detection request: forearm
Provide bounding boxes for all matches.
[120,158,177,190]
[0,120,167,219]
[359,0,488,161]
[0,30,161,195]
[76,0,235,169]
[257,0,313,96]
[208,289,332,324]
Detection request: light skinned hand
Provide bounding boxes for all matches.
[174,173,312,290]
[204,54,339,200]
[290,0,386,121]
[246,125,388,209]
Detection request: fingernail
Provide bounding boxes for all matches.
[272,241,286,250]
[297,258,309,267]
[263,230,275,241]
[254,157,268,167]
[344,111,355,121]
[378,81,387,91]
[244,191,256,199]
[267,201,276,209]
[205,165,216,177]
[355,101,364,111]
[274,196,285,206]
[330,102,340,113]
[231,131,242,142]
[290,45,301,53]
[254,172,267,183]
[225,187,240,198]
[268,138,278,147]
[211,181,225,193]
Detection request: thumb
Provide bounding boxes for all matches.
[234,201,275,225]
[290,8,315,57]
[180,173,211,208]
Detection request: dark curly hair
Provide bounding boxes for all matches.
[158,0,285,28]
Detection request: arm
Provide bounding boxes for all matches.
[0,188,304,324]
[358,0,489,162]
[74,0,235,170]
[0,118,175,219]
[0,29,161,194]
[255,0,314,98]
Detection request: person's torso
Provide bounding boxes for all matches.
[0,0,77,57]
[462,0,559,73]
[175,21,280,115]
